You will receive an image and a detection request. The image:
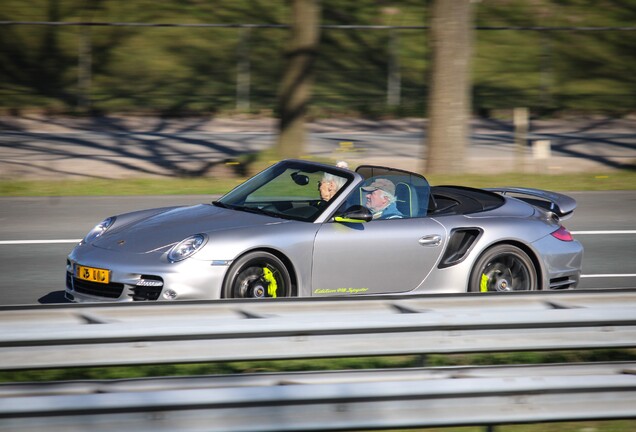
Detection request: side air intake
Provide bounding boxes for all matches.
[438,228,483,269]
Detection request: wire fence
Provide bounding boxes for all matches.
[1,21,635,116]
[3,21,636,30]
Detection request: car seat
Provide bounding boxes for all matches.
[395,182,418,217]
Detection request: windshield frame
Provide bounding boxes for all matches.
[216,160,357,223]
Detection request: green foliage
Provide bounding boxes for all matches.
[1,1,634,116]
[1,349,634,383]
[424,171,636,192]
[426,348,636,367]
[1,170,634,196]
[474,1,636,116]
[0,177,242,196]
[407,420,636,432]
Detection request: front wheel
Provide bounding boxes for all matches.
[223,251,293,298]
[469,244,538,292]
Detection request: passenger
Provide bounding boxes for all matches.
[319,172,347,202]
[362,178,403,220]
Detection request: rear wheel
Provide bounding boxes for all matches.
[223,251,292,298]
[469,244,538,292]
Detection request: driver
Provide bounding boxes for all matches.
[362,178,403,220]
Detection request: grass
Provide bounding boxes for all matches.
[393,422,636,432]
[0,177,243,197]
[3,349,635,383]
[425,171,636,192]
[1,170,635,196]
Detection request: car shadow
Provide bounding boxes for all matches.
[38,291,71,304]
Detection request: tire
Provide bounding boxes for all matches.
[223,251,293,298]
[468,244,538,292]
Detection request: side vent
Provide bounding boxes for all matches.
[438,228,482,269]
[549,276,578,290]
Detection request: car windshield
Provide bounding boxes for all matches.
[215,160,354,222]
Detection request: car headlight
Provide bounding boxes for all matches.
[168,234,207,262]
[81,217,116,244]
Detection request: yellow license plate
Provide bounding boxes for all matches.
[76,265,110,284]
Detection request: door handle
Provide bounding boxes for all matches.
[419,235,442,246]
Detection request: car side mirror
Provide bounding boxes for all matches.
[334,205,373,223]
[291,172,310,186]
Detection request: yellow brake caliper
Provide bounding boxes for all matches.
[480,273,489,292]
[263,267,278,298]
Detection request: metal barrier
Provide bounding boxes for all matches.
[1,290,635,431]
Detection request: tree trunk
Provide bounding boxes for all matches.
[274,0,321,160]
[423,0,474,174]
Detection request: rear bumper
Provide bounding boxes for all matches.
[532,236,584,290]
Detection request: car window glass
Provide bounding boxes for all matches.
[218,161,351,222]
[248,168,322,201]
[351,167,431,219]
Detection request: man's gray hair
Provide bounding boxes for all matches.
[322,172,346,190]
[378,190,397,204]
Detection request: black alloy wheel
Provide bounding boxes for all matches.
[469,244,538,292]
[223,251,293,298]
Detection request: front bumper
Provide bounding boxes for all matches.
[66,245,229,302]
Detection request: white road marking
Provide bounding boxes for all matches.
[572,230,636,235]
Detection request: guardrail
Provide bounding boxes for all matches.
[1,290,635,431]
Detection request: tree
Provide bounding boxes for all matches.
[423,0,474,174]
[273,0,321,160]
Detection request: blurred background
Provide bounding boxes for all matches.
[1,0,634,118]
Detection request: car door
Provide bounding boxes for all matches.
[311,217,446,296]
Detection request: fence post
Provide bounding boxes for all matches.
[514,107,529,171]
[532,139,552,173]
[387,28,401,107]
[77,26,92,111]
[533,139,551,159]
[236,27,251,111]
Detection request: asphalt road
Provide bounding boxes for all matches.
[0,192,634,306]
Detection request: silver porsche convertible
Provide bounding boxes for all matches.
[66,159,583,302]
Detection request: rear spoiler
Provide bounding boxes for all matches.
[485,187,577,220]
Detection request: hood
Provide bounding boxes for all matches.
[92,204,287,253]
